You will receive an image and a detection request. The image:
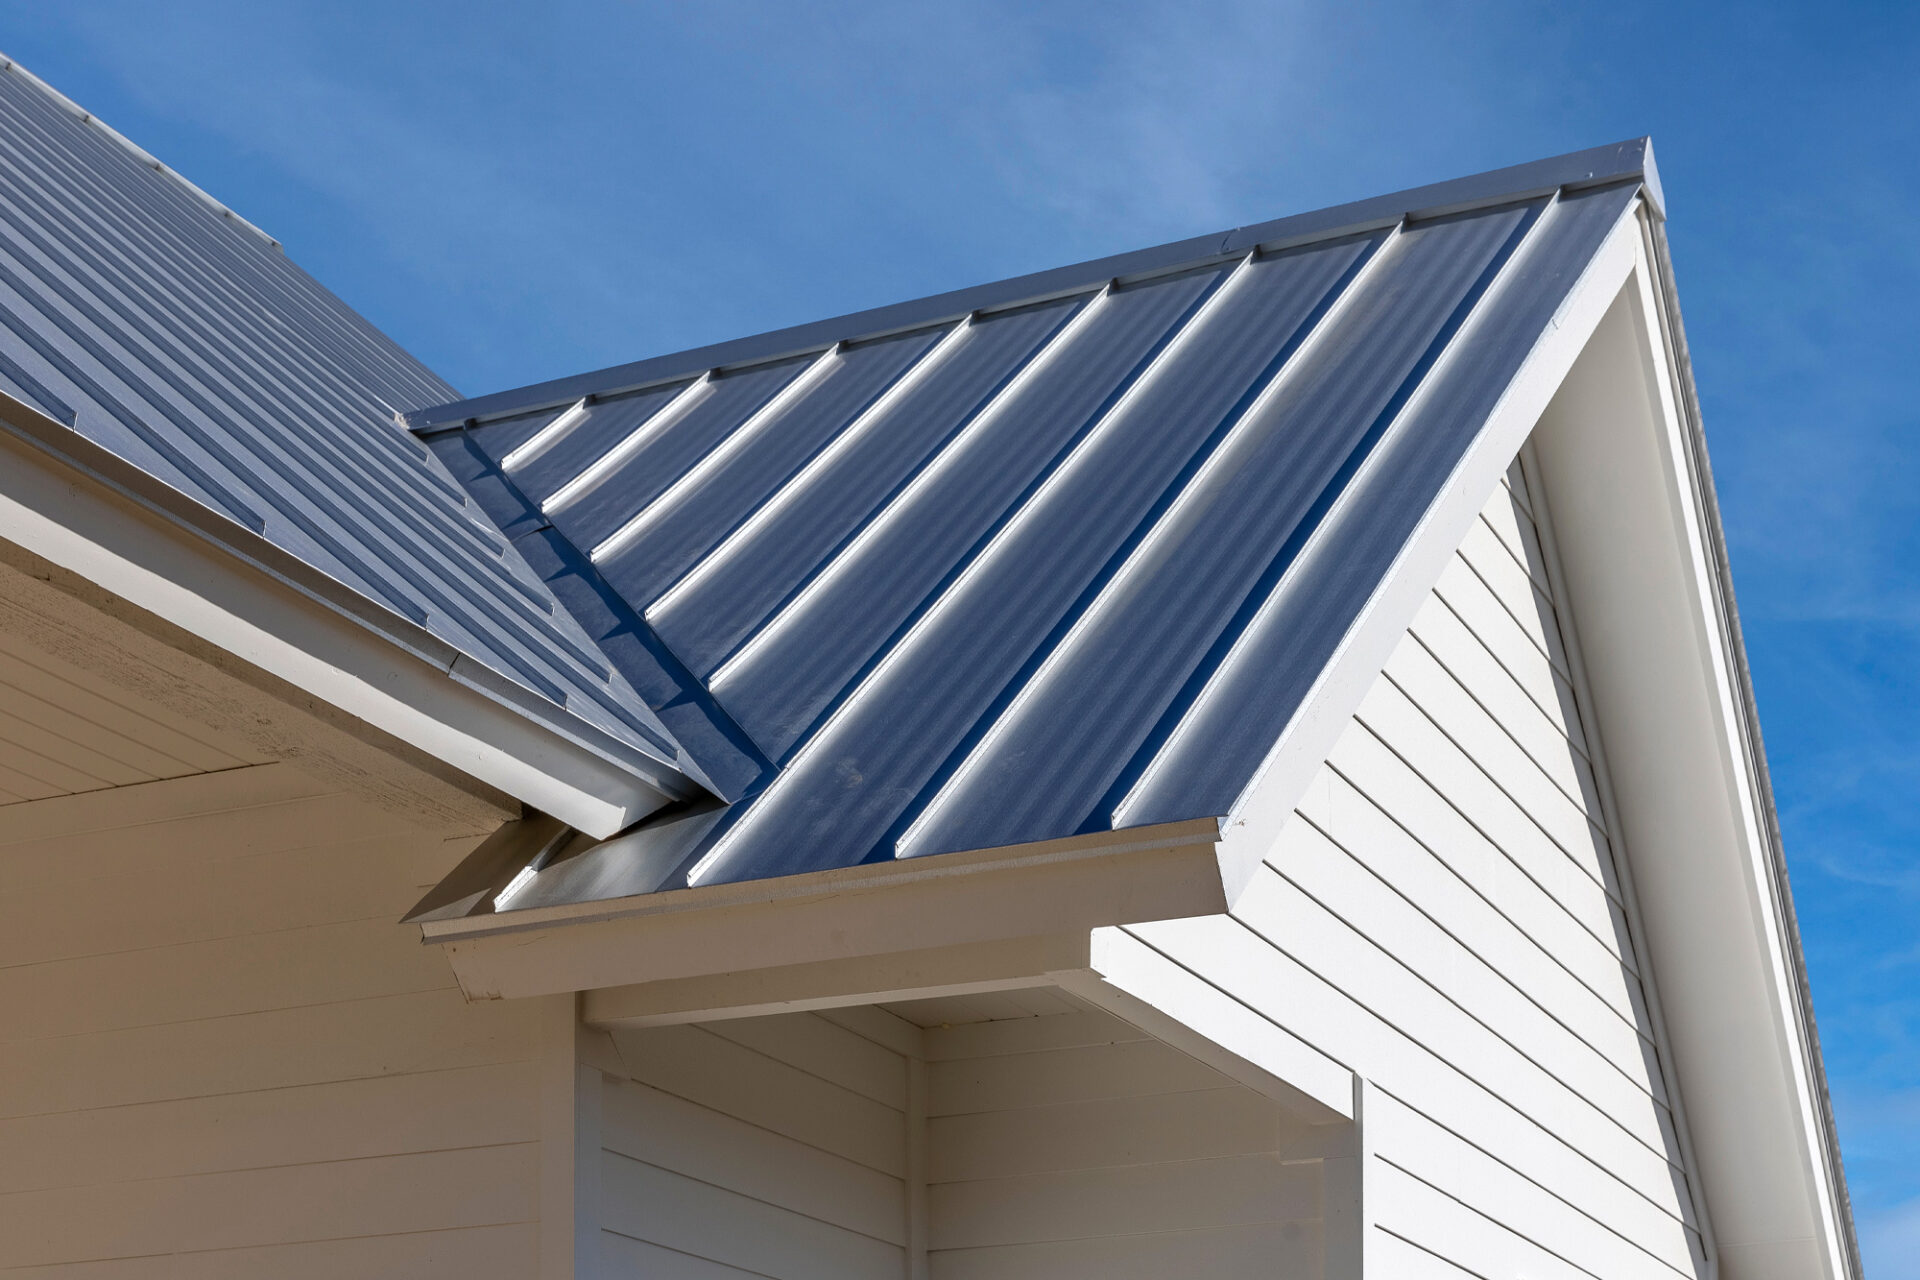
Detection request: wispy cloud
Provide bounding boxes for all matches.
[3,8,1916,1271]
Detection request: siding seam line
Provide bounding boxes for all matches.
[598,1148,907,1250]
[1229,870,1692,1178]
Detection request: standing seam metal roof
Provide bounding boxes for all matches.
[0,56,695,792]
[416,142,1656,905]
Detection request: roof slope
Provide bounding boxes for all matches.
[0,57,692,790]
[416,142,1655,901]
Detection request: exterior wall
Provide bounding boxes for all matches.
[1132,460,1709,1278]
[595,1013,911,1278]
[923,1004,1323,1278]
[591,998,1328,1279]
[0,763,545,1277]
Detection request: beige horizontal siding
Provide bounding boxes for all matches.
[600,1016,910,1280]
[0,1223,537,1280]
[922,1012,1324,1279]
[0,631,261,805]
[0,763,539,1273]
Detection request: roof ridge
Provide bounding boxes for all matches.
[407,137,1659,432]
[0,51,283,252]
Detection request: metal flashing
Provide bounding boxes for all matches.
[408,139,1659,433]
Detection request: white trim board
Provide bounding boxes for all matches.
[1522,221,1856,1280]
[429,819,1230,997]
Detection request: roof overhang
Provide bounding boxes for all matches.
[416,809,1360,1125]
[404,181,1856,1274]
[0,392,692,836]
[418,813,1231,995]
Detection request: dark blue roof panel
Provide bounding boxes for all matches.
[0,57,694,791]
[419,146,1653,906]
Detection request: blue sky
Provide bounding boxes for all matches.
[2,1,1913,1268]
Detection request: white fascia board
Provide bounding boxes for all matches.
[422,817,1228,999]
[0,398,678,837]
[1212,195,1643,903]
[1529,221,1857,1279]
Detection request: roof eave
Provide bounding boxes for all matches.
[413,813,1232,1002]
[0,389,699,836]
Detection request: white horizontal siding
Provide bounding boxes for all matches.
[923,1010,1324,1278]
[1131,466,1704,1278]
[0,763,537,1275]
[601,1016,910,1280]
[600,997,1338,1278]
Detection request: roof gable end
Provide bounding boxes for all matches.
[414,143,1655,901]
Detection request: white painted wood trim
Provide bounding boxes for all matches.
[1630,217,1853,1278]
[537,995,579,1280]
[428,816,1223,940]
[581,934,1093,1029]
[1210,198,1643,905]
[1060,925,1353,1123]
[573,1060,603,1279]
[1529,223,1855,1277]
[440,835,1224,1001]
[905,1051,930,1280]
[1322,1075,1370,1280]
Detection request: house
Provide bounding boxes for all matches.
[0,50,1859,1279]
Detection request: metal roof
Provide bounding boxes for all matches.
[416,141,1657,907]
[0,56,696,793]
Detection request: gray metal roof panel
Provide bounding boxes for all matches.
[545,357,813,553]
[497,381,690,510]
[0,56,696,787]
[1124,182,1637,827]
[893,203,1537,858]
[647,296,1081,680]
[594,325,948,607]
[712,265,1228,760]
[423,150,1651,904]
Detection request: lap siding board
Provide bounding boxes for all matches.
[1130,463,1706,1279]
[0,764,541,1275]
